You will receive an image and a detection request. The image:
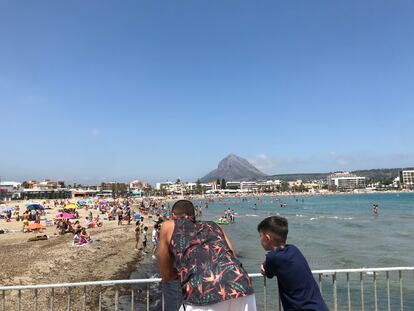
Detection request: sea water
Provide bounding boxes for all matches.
[199,193,414,310]
[201,193,414,271]
[130,193,414,310]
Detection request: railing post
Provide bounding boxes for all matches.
[386,271,390,311]
[146,283,150,311]
[346,272,351,311]
[50,288,54,311]
[115,288,119,311]
[67,287,71,311]
[83,286,87,311]
[360,272,364,311]
[130,288,134,311]
[318,273,323,295]
[34,288,38,311]
[263,276,267,311]
[1,291,4,311]
[332,273,337,311]
[18,289,21,311]
[162,281,165,311]
[399,270,403,311]
[98,289,102,311]
[373,272,378,311]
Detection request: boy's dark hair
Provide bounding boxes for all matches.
[172,200,195,218]
[144,226,148,230]
[257,216,289,243]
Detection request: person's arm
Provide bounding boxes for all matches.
[222,230,238,257]
[260,253,275,279]
[157,220,178,281]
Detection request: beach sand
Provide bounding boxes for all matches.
[0,201,152,310]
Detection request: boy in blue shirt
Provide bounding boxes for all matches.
[258,216,329,311]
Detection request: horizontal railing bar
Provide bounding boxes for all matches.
[1,267,413,291]
[0,278,162,291]
[311,267,414,274]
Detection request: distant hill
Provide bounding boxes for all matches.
[268,168,413,182]
[200,154,267,182]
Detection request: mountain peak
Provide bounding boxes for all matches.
[200,154,267,182]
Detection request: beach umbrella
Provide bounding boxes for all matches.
[26,204,45,210]
[55,212,75,219]
[99,201,108,205]
[65,204,77,210]
[2,207,14,212]
[87,199,93,204]
[62,212,75,219]
[78,200,86,205]
[28,223,46,230]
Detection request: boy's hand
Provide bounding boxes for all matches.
[260,264,266,275]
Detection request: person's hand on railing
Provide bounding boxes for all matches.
[260,264,266,276]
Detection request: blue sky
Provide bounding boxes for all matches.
[1,0,414,183]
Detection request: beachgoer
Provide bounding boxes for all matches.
[22,211,29,232]
[35,210,41,224]
[30,209,36,221]
[372,204,379,216]
[6,209,12,222]
[79,228,91,245]
[135,221,141,250]
[125,207,131,225]
[117,207,123,225]
[83,217,91,228]
[258,216,328,311]
[158,200,256,311]
[151,223,160,258]
[94,215,103,227]
[230,209,235,223]
[73,220,82,234]
[142,226,148,253]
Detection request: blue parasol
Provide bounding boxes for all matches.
[26,204,45,210]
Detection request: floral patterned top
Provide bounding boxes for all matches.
[170,218,254,306]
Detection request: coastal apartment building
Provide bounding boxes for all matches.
[399,170,414,188]
[240,181,257,192]
[327,172,366,191]
[226,181,241,190]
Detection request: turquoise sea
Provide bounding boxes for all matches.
[132,193,414,310]
[200,193,414,271]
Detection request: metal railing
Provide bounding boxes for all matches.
[0,267,413,310]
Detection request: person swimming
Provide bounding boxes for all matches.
[372,204,379,216]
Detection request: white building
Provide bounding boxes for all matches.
[0,181,22,199]
[0,181,21,192]
[155,181,174,191]
[400,170,414,188]
[240,181,257,192]
[327,172,366,191]
[226,181,241,190]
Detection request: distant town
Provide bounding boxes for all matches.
[1,169,414,201]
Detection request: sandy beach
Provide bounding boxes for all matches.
[0,200,155,310]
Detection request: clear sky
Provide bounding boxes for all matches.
[1,0,414,183]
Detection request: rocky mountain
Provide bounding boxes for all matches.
[200,154,267,182]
